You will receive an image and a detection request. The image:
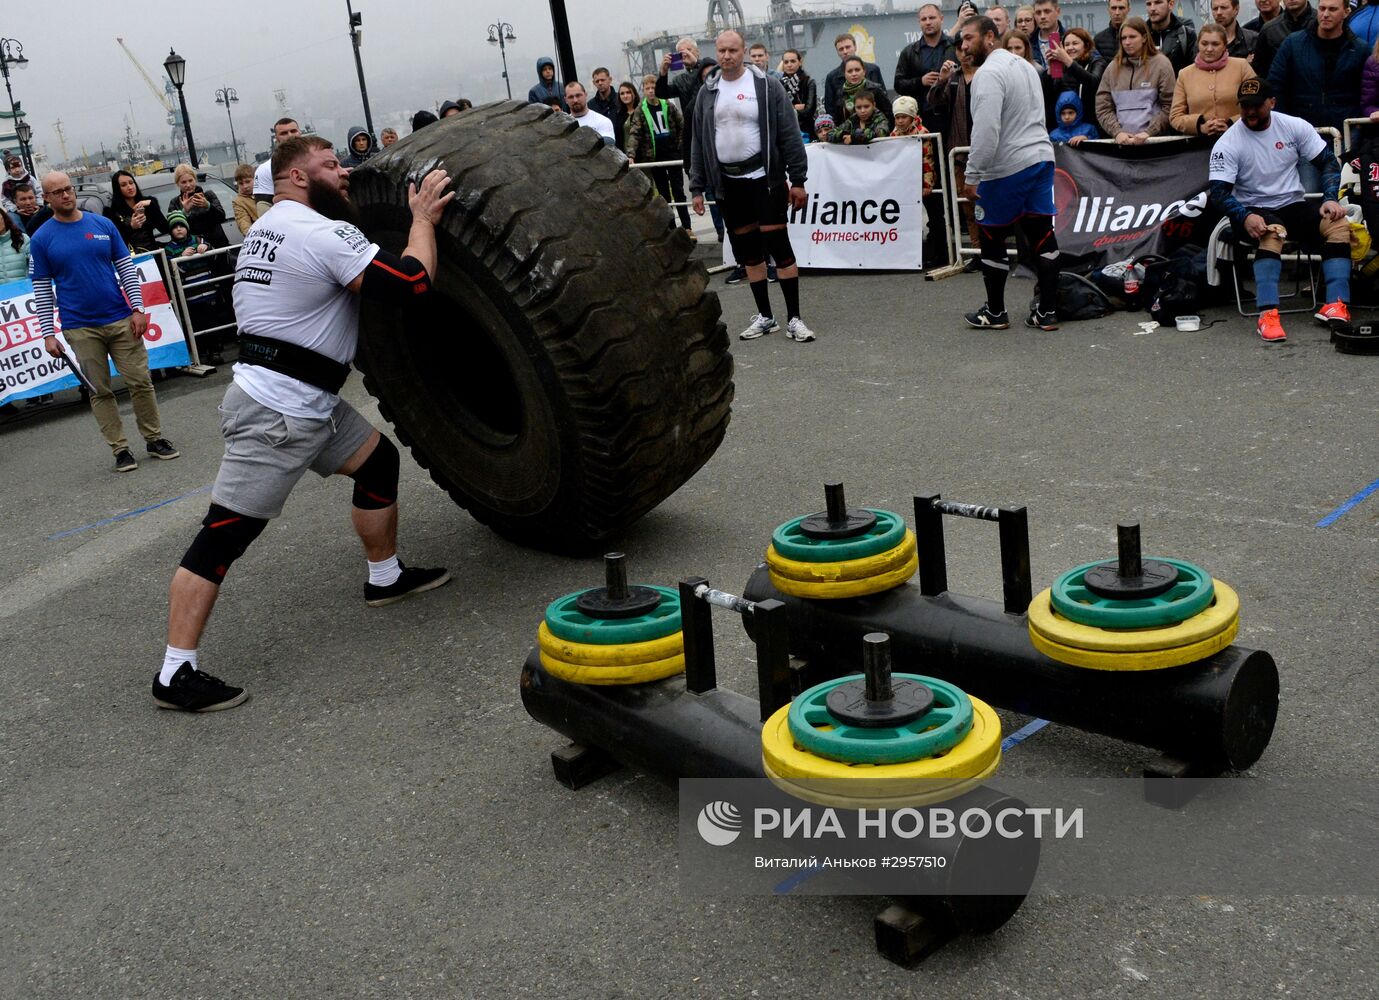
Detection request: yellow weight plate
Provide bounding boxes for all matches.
[766,532,918,583]
[763,754,1000,810]
[761,695,1002,784]
[1027,581,1240,652]
[536,622,683,666]
[769,549,918,599]
[1028,616,1239,671]
[539,649,685,685]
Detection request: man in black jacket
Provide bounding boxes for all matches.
[1244,0,1281,32]
[1146,0,1197,72]
[894,4,957,133]
[1094,0,1130,59]
[1253,0,1315,78]
[822,33,888,118]
[588,67,625,149]
[657,40,725,242]
[1213,0,1259,58]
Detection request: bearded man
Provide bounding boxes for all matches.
[153,135,455,712]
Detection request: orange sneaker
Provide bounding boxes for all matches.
[1314,299,1351,327]
[1257,308,1287,342]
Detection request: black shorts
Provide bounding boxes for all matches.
[719,175,788,231]
[1243,201,1327,247]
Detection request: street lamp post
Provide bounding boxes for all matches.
[0,37,33,174]
[163,48,198,167]
[345,0,376,139]
[14,117,31,171]
[486,22,517,100]
[215,86,240,162]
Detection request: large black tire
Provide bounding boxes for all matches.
[349,101,733,553]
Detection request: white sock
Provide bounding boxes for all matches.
[368,555,401,587]
[160,645,198,685]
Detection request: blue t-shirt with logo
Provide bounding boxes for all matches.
[29,212,134,329]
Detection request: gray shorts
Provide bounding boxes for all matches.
[212,382,376,519]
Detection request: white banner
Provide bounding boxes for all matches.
[0,252,191,406]
[723,137,927,270]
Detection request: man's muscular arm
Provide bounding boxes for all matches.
[347,168,454,297]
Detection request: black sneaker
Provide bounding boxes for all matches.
[1025,307,1060,331]
[724,265,747,285]
[146,438,181,460]
[152,662,248,712]
[767,265,779,283]
[114,449,138,473]
[365,562,452,607]
[963,257,982,274]
[964,304,1010,329]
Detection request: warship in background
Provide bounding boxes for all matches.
[624,0,1108,81]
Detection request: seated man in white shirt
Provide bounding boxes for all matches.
[564,82,617,146]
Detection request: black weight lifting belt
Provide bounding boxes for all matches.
[720,152,765,177]
[236,334,350,394]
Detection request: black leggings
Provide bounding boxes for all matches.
[648,166,692,229]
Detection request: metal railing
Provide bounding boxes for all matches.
[161,242,242,367]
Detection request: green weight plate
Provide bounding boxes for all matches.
[771,508,907,563]
[1051,557,1215,629]
[786,673,973,765]
[544,585,682,645]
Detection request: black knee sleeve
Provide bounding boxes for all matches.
[978,223,1014,264]
[1255,248,1282,262]
[179,503,268,583]
[728,227,766,267]
[351,435,399,510]
[1017,213,1059,259]
[1321,240,1351,261]
[764,227,796,268]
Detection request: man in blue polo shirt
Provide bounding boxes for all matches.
[32,170,179,472]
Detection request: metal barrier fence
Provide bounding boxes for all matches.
[160,242,241,374]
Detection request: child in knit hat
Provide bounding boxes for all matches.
[813,112,835,144]
[165,208,208,258]
[889,95,937,197]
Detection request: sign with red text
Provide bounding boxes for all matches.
[1052,144,1219,270]
[722,137,927,270]
[0,253,191,406]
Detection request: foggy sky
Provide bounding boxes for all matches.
[13,0,1251,163]
[11,0,721,162]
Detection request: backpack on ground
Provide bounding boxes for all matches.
[1031,271,1114,321]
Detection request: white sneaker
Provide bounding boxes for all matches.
[738,314,779,340]
[785,317,816,342]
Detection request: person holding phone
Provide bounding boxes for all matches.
[1029,0,1068,76]
[105,170,170,252]
[168,163,228,250]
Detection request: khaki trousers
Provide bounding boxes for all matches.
[64,317,162,453]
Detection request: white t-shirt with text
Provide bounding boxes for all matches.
[253,159,274,198]
[1208,111,1327,210]
[714,71,765,179]
[231,200,379,418]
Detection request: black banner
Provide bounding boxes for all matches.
[1053,143,1221,271]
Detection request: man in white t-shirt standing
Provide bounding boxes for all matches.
[564,82,617,146]
[252,117,302,208]
[688,29,816,343]
[1207,78,1350,343]
[153,134,455,713]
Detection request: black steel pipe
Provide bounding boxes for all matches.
[741,569,1279,772]
[519,652,1038,933]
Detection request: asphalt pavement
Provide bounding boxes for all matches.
[3,256,1377,999]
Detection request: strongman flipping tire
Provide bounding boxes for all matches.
[154,135,455,712]
[689,29,818,343]
[957,16,1062,332]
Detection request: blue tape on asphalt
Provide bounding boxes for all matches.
[1001,718,1051,751]
[47,484,212,540]
[1316,476,1379,527]
[773,715,1052,894]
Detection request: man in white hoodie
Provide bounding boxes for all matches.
[958,15,1062,331]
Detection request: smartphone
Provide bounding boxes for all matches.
[670,52,685,71]
[1047,31,1063,78]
